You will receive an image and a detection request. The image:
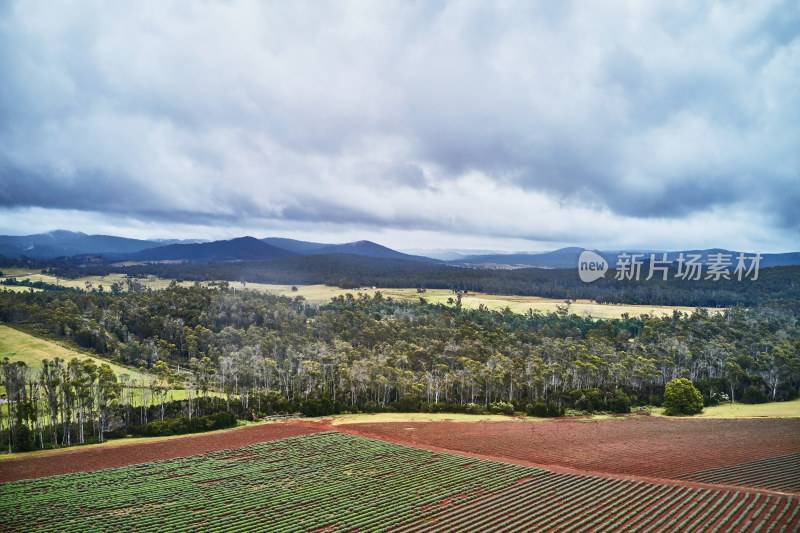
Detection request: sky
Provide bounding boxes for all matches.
[1,1,798,253]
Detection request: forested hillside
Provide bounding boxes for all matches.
[1,284,798,451]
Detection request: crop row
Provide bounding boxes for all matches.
[397,478,797,532]
[0,432,539,532]
[1,432,798,532]
[675,452,800,493]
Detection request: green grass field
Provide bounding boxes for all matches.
[693,399,800,418]
[0,325,152,385]
[629,400,800,419]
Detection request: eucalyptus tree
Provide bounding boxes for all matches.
[94,364,120,443]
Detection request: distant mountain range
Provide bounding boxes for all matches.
[122,237,437,263]
[450,247,587,269]
[0,230,201,259]
[1,230,798,268]
[0,231,440,264]
[449,248,800,269]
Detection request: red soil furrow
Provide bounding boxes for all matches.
[0,420,329,483]
[337,417,800,483]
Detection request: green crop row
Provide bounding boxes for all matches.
[676,452,800,493]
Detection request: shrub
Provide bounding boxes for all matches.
[547,403,564,417]
[363,401,382,413]
[528,402,546,417]
[488,401,515,416]
[663,378,704,416]
[525,402,561,417]
[299,398,336,417]
[563,388,605,413]
[14,424,34,452]
[465,403,484,415]
[392,393,421,412]
[650,395,663,407]
[741,386,768,404]
[131,411,237,437]
[608,391,631,414]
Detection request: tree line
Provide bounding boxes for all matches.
[1,285,798,452]
[8,253,799,307]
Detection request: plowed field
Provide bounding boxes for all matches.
[337,416,800,485]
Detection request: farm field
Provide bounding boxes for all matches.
[3,415,799,489]
[251,284,708,319]
[1,432,798,533]
[0,266,710,319]
[337,416,800,484]
[0,420,326,482]
[676,452,800,493]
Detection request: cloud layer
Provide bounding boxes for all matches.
[1,0,798,251]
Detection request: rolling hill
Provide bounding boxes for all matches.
[0,230,197,259]
[261,237,329,254]
[125,237,297,262]
[263,238,440,262]
[303,240,439,262]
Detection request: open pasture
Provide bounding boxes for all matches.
[252,284,709,319]
[0,269,201,291]
[0,325,151,384]
[1,432,798,532]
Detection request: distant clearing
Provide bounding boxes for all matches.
[0,285,41,293]
[0,269,195,291]
[253,284,714,319]
[1,268,720,319]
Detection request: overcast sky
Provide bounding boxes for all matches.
[1,1,798,252]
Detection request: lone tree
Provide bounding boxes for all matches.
[663,378,704,416]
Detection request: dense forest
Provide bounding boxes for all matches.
[1,284,798,451]
[14,254,799,307]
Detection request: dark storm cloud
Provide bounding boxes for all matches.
[0,0,798,250]
[0,166,149,212]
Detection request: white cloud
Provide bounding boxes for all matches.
[0,0,798,251]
